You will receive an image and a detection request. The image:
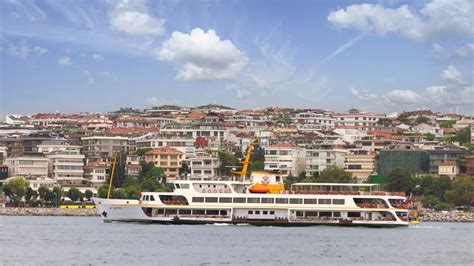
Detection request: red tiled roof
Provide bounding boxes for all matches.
[145,146,183,155]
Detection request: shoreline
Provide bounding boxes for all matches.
[1,207,473,222]
[0,207,99,217]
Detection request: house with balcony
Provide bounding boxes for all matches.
[45,147,85,185]
[145,146,184,181]
[81,136,128,161]
[5,154,49,178]
[189,151,219,179]
[344,151,376,182]
[264,143,305,176]
[304,144,346,177]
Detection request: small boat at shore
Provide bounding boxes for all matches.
[93,140,410,227]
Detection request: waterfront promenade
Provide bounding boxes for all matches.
[0,207,98,216]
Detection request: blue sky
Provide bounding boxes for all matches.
[1,0,473,117]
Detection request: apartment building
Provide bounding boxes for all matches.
[5,154,49,177]
[438,161,458,179]
[84,161,110,188]
[160,123,228,140]
[189,151,220,179]
[292,111,335,130]
[136,133,196,160]
[264,144,305,176]
[333,112,383,129]
[45,147,85,185]
[304,145,346,177]
[344,151,376,182]
[428,145,469,174]
[145,146,184,180]
[81,136,128,161]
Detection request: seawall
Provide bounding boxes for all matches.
[0,207,99,216]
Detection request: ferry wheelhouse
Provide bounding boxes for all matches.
[94,142,410,227]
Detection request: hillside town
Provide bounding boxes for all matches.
[0,105,473,207]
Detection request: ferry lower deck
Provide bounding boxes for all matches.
[95,200,409,227]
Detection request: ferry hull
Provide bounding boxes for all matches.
[93,198,409,228]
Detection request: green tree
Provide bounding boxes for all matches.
[66,188,82,202]
[5,177,30,206]
[434,202,450,211]
[84,190,93,201]
[454,126,471,144]
[24,187,37,204]
[218,151,239,176]
[424,133,435,141]
[386,168,415,194]
[97,185,108,198]
[284,174,305,189]
[313,167,354,183]
[444,176,474,206]
[38,186,49,200]
[179,162,189,176]
[439,120,455,128]
[415,116,429,124]
[2,184,13,200]
[44,191,56,204]
[421,195,440,209]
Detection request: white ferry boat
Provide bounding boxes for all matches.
[94,171,411,227]
[94,141,411,227]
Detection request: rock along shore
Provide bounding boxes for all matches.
[419,210,474,222]
[0,207,99,217]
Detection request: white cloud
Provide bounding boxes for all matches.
[92,53,104,61]
[383,89,423,105]
[455,43,474,57]
[33,46,47,56]
[441,65,464,83]
[225,83,251,99]
[328,0,473,41]
[6,42,30,59]
[430,43,443,59]
[4,41,47,59]
[57,56,72,66]
[83,70,94,84]
[351,88,378,101]
[110,0,165,35]
[424,85,474,105]
[156,28,248,80]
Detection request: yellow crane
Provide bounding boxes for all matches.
[107,153,118,199]
[232,138,260,180]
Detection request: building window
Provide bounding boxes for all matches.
[192,197,204,203]
[318,199,331,204]
[289,198,303,204]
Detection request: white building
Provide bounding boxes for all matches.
[332,113,383,129]
[81,136,128,161]
[45,147,85,185]
[84,162,110,187]
[136,133,196,160]
[160,123,228,140]
[304,145,346,177]
[264,144,305,176]
[292,111,335,130]
[333,128,367,144]
[189,151,220,179]
[5,155,49,177]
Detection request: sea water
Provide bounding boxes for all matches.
[0,216,472,265]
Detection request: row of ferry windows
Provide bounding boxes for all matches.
[192,197,345,205]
